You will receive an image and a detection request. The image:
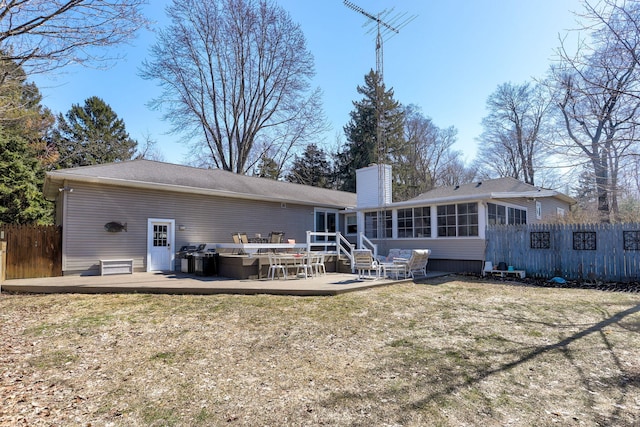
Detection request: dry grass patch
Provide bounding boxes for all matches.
[1,276,639,426]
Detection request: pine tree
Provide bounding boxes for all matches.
[286,143,332,188]
[338,70,404,192]
[0,128,52,224]
[0,57,56,167]
[0,58,54,223]
[53,96,137,168]
[254,155,280,180]
[573,167,598,211]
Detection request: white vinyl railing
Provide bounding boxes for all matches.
[306,231,356,266]
[306,231,378,272]
[358,232,378,259]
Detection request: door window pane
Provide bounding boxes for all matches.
[153,225,168,247]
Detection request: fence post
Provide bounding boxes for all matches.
[0,241,6,287]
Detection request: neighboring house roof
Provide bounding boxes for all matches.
[43,160,357,208]
[392,177,576,207]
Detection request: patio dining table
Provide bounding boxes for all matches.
[215,242,307,256]
[272,252,313,279]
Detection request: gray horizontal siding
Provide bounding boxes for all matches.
[62,182,316,274]
[375,238,485,261]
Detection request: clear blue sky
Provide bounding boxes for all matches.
[32,0,584,166]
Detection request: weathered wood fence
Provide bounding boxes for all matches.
[485,223,640,282]
[0,224,62,280]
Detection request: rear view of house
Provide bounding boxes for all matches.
[44,160,574,276]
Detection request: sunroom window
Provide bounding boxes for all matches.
[437,204,457,237]
[398,207,431,238]
[488,203,506,225]
[488,202,527,225]
[397,208,413,238]
[437,203,478,237]
[457,203,478,236]
[364,210,392,238]
[508,207,527,225]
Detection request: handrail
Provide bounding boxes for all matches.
[305,231,337,252]
[306,231,355,270]
[358,232,378,259]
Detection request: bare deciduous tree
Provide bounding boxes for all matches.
[398,104,467,199]
[475,82,551,185]
[141,0,326,174]
[0,0,148,80]
[550,0,640,222]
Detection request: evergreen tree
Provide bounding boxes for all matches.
[53,96,137,168]
[0,127,52,224]
[0,58,54,223]
[573,166,598,211]
[0,57,56,167]
[254,155,280,180]
[338,70,404,192]
[286,143,332,188]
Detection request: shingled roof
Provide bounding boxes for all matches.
[399,177,575,206]
[44,160,356,208]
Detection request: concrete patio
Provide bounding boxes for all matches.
[0,271,450,297]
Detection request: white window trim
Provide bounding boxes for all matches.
[396,206,433,239]
[435,202,481,238]
[344,213,357,236]
[487,201,528,225]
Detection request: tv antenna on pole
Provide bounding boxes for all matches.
[344,1,416,213]
[343,0,415,82]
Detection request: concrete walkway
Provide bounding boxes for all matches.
[1,271,450,296]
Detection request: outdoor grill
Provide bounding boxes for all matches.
[176,244,218,276]
[176,244,201,273]
[193,244,218,276]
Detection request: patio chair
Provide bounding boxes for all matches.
[268,231,285,243]
[231,232,246,255]
[267,231,285,253]
[401,249,431,279]
[295,252,314,278]
[353,249,381,279]
[310,252,326,276]
[267,253,288,280]
[482,261,493,277]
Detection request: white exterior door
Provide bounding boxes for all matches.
[147,219,175,271]
[314,209,338,249]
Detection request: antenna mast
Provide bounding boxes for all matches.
[343,0,415,162]
[344,1,415,216]
[343,0,402,81]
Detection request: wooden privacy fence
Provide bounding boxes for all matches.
[485,223,640,282]
[0,224,62,280]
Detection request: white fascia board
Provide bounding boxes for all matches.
[490,190,576,204]
[352,190,573,211]
[355,193,488,211]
